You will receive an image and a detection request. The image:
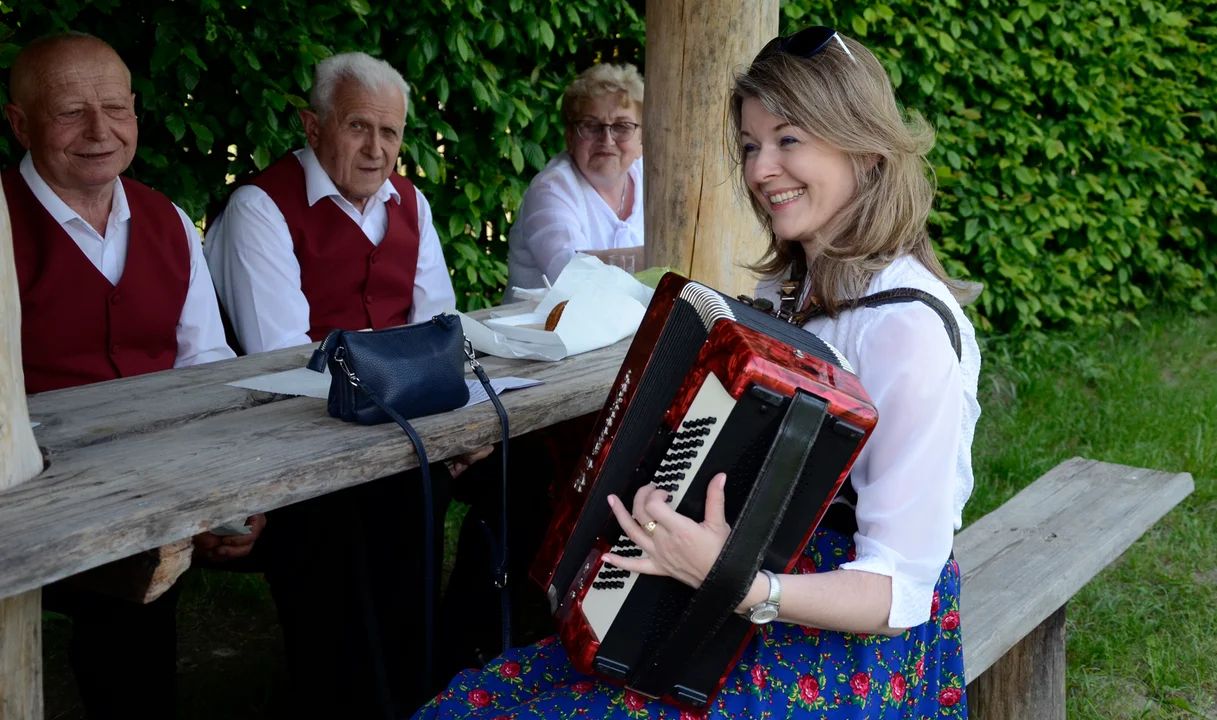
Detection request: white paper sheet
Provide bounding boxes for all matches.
[463,255,650,361]
[225,367,543,409]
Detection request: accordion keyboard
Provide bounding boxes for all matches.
[583,372,737,641]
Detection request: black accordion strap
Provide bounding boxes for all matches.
[803,287,963,361]
[628,390,829,697]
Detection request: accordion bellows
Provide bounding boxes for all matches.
[530,274,879,710]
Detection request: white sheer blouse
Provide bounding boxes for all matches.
[755,255,981,628]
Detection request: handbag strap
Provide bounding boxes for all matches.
[345,349,514,706]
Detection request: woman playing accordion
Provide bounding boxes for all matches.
[414,26,981,720]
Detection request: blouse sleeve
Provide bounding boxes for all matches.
[516,177,592,284]
[839,304,963,629]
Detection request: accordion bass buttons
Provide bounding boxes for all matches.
[574,370,633,493]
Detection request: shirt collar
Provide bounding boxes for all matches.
[19,152,130,228]
[296,146,400,209]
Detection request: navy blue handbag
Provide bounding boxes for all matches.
[307,313,511,706]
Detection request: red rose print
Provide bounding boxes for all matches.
[468,689,491,708]
[931,590,940,618]
[797,556,817,574]
[750,664,769,688]
[680,710,706,720]
[850,672,870,696]
[493,716,510,720]
[942,611,960,631]
[798,674,820,704]
[572,681,594,694]
[847,547,857,561]
[624,691,646,711]
[940,687,962,706]
[500,661,522,679]
[538,635,557,646]
[801,625,821,636]
[890,673,906,702]
[916,657,925,679]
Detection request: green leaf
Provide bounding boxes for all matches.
[965,218,979,241]
[448,214,466,238]
[510,142,524,174]
[522,141,546,171]
[151,41,177,74]
[464,183,481,202]
[489,22,506,49]
[165,114,186,143]
[252,146,271,170]
[284,94,308,109]
[181,46,208,70]
[851,16,868,37]
[918,74,935,95]
[1014,167,1035,185]
[243,50,262,72]
[188,121,214,153]
[455,34,472,62]
[176,61,200,92]
[437,76,450,105]
[538,20,555,49]
[348,0,372,15]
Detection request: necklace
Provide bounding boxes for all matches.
[616,179,628,216]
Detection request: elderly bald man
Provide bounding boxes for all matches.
[1,33,257,720]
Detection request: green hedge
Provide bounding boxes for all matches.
[0,0,644,311]
[782,0,1217,331]
[2,0,1213,330]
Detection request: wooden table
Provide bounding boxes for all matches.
[0,307,628,604]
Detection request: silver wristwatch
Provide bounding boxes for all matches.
[747,570,782,624]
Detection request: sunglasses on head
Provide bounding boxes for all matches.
[757,26,857,64]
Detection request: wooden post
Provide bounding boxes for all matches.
[968,605,1067,720]
[0,180,45,719]
[643,0,779,298]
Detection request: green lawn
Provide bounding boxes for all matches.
[42,310,1217,719]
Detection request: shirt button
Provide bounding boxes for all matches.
[370,255,378,265]
[110,294,122,305]
[111,344,121,354]
[365,295,374,304]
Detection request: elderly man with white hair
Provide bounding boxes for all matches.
[205,52,478,718]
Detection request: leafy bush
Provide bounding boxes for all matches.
[3,0,1213,329]
[0,0,644,310]
[782,0,1217,331]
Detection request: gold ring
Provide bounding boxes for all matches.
[643,520,658,536]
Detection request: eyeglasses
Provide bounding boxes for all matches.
[572,120,641,142]
[756,25,856,64]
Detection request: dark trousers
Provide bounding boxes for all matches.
[45,465,450,720]
[438,414,597,678]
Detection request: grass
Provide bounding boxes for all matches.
[42,310,1217,719]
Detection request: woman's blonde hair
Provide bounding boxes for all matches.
[562,63,645,123]
[729,33,957,314]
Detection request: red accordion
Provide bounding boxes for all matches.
[530,274,878,709]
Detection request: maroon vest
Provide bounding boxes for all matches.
[4,168,189,394]
[249,154,420,341]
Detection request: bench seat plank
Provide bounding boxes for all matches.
[955,456,1193,681]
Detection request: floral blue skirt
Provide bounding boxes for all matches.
[414,529,967,719]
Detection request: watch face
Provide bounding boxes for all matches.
[750,605,779,624]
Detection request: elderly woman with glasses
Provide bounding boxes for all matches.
[505,63,644,294]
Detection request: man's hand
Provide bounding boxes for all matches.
[446,446,495,478]
[193,513,267,563]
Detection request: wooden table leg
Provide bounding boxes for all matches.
[0,590,42,720]
[968,604,1067,720]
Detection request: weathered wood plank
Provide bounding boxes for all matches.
[644,0,777,297]
[0,337,627,601]
[0,163,43,720]
[968,605,1066,720]
[955,457,1193,681]
[0,592,40,720]
[61,539,193,604]
[27,305,524,454]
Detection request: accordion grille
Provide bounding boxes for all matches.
[679,282,735,329]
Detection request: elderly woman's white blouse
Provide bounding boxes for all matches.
[506,151,644,292]
[755,255,981,628]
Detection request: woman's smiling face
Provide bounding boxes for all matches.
[740,96,857,244]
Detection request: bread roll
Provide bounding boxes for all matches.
[544,300,568,332]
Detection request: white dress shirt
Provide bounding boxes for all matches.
[505,151,644,292]
[203,147,457,355]
[756,255,982,628]
[19,153,235,368]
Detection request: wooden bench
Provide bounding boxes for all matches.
[958,456,1193,718]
